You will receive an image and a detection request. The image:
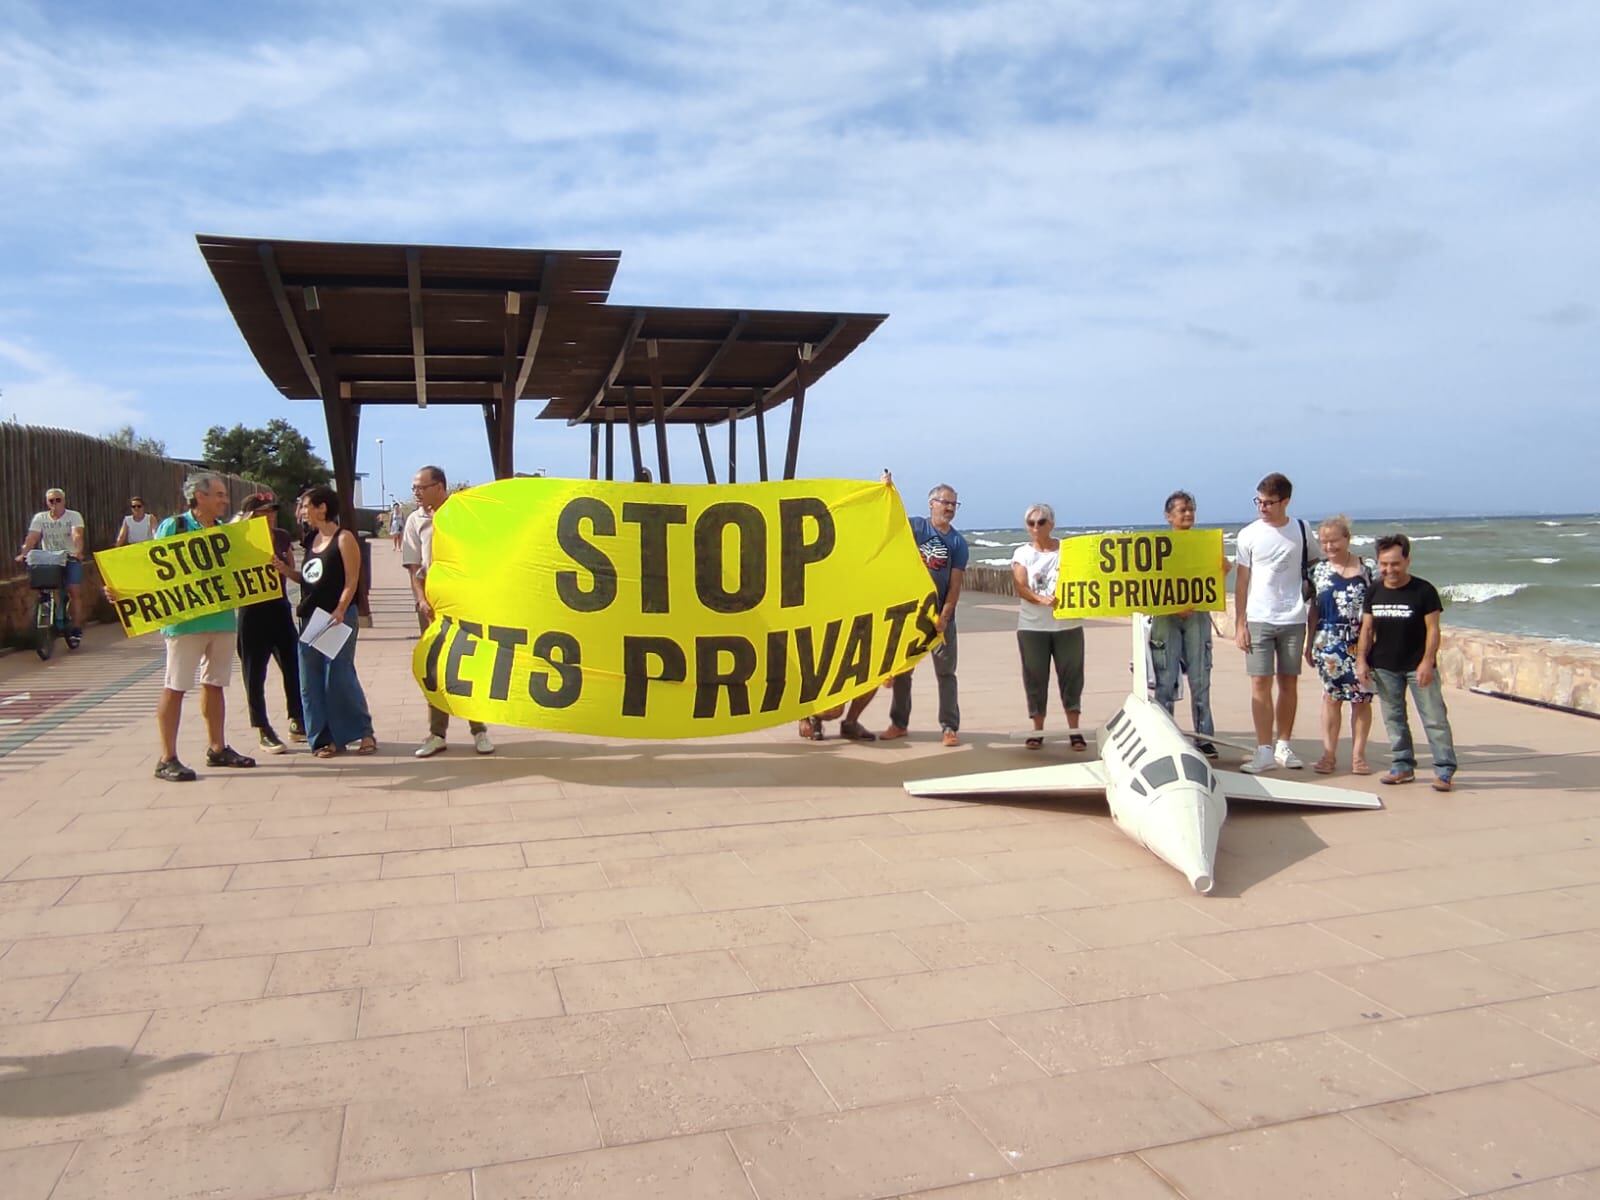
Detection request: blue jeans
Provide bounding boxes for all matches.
[1371,668,1456,775]
[298,610,374,750]
[1150,611,1214,736]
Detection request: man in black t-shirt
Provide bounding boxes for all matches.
[1356,533,1458,791]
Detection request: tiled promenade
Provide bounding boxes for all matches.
[1,546,1598,1199]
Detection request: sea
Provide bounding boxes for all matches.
[963,514,1600,646]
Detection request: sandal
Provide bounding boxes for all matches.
[313,744,339,759]
[838,720,877,742]
[1025,735,1044,750]
[798,718,822,741]
[1351,757,1372,776]
[356,736,378,756]
[1314,754,1337,775]
[1069,734,1088,751]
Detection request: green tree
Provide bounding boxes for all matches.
[104,425,169,457]
[202,418,331,504]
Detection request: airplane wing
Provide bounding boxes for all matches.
[1214,770,1383,809]
[905,760,1109,798]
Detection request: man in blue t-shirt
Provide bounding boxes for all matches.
[882,475,969,746]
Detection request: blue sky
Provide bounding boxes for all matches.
[1,0,1596,527]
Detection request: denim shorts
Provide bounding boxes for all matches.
[63,558,84,587]
[1246,621,1305,677]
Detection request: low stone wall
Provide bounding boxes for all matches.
[960,566,1600,717]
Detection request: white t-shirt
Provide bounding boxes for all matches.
[401,507,434,577]
[1235,518,1309,624]
[120,513,153,543]
[1011,542,1082,633]
[29,509,84,555]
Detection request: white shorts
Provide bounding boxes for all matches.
[164,631,236,692]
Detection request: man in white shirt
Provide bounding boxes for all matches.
[16,487,87,643]
[403,465,494,758]
[1233,472,1314,773]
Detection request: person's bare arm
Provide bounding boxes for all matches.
[1233,562,1252,651]
[1418,611,1442,687]
[332,531,361,623]
[939,567,965,632]
[1355,613,1375,686]
[71,521,85,558]
[406,562,432,624]
[115,519,129,548]
[1304,584,1319,664]
[1011,561,1048,606]
[15,529,41,562]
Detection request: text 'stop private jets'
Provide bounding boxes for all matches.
[904,623,1380,894]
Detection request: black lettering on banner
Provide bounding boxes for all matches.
[233,567,259,597]
[794,619,842,704]
[693,502,765,614]
[622,502,688,613]
[148,543,176,582]
[188,538,214,571]
[530,631,582,708]
[208,531,231,569]
[484,624,529,701]
[621,636,687,717]
[422,616,453,691]
[1154,536,1172,572]
[829,612,873,695]
[115,597,138,627]
[555,498,619,613]
[1204,577,1219,604]
[181,581,207,610]
[778,498,835,608]
[1107,579,1125,606]
[694,636,757,718]
[903,592,941,657]
[1098,537,1116,573]
[445,620,482,697]
[761,629,788,713]
[877,599,917,674]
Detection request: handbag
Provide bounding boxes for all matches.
[1299,519,1317,602]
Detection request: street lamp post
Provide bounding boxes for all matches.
[375,437,386,508]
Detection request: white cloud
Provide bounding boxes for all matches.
[0,336,146,430]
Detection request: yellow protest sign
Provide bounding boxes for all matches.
[94,516,284,636]
[1054,529,1226,618]
[413,478,939,738]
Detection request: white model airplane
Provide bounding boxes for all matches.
[904,620,1381,894]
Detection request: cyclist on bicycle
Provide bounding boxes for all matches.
[15,487,86,647]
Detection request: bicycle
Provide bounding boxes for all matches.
[25,549,78,661]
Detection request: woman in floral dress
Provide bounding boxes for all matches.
[1304,514,1374,774]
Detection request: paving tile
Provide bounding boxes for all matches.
[54,955,274,1018]
[166,834,318,869]
[539,883,700,927]
[0,973,73,1022]
[267,938,457,996]
[586,1046,837,1143]
[0,879,74,912]
[339,1077,598,1184]
[1348,1080,1600,1193]
[1327,948,1552,1016]
[1444,890,1600,938]
[293,874,457,914]
[1313,904,1505,957]
[137,990,360,1056]
[0,899,129,940]
[671,982,889,1056]
[801,1019,1048,1108]
[1337,1006,1592,1091]
[186,910,373,959]
[379,845,526,879]
[0,1011,148,1076]
[1530,1066,1600,1119]
[898,1155,1180,1198]
[1049,897,1229,949]
[993,992,1235,1073]
[733,931,929,988]
[228,854,382,890]
[823,856,991,895]
[786,891,959,938]
[224,1028,466,1117]
[517,832,664,867]
[1167,971,1393,1043]
[893,915,1083,970]
[459,921,638,978]
[296,1174,473,1200]
[0,924,197,978]
[370,896,545,943]
[1471,1172,1600,1198]
[852,961,1064,1030]
[630,906,804,956]
[119,886,304,929]
[955,1063,1228,1170]
[357,969,564,1038]
[1174,922,1379,980]
[1470,933,1600,991]
[466,1006,687,1084]
[556,948,755,1013]
[603,849,756,888]
[1495,988,1600,1056]
[1022,941,1231,1005]
[50,1107,342,1200]
[959,845,1129,883]
[452,862,611,901]
[1141,1113,1459,1200]
[1155,1029,1424,1126]
[7,847,176,881]
[1180,882,1360,928]
[0,1142,77,1200]
[930,877,1098,921]
[728,1097,1013,1200]
[0,1051,237,1148]
[689,869,853,911]
[474,1132,756,1200]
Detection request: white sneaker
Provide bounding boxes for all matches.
[414,735,448,759]
[1240,745,1277,774]
[473,731,496,755]
[1275,741,1303,770]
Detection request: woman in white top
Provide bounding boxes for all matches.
[115,497,153,545]
[1010,504,1087,750]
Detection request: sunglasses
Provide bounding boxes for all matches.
[130,502,144,508]
[1026,518,1050,527]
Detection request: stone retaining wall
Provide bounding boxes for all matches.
[960,564,1600,717]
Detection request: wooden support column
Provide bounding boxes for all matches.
[495,291,520,480]
[783,344,811,480]
[302,286,354,522]
[696,423,716,483]
[604,420,615,481]
[624,385,645,481]
[481,402,500,472]
[753,388,769,481]
[495,385,516,480]
[589,423,600,480]
[727,412,738,483]
[647,339,671,483]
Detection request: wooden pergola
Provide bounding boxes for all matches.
[198,235,885,499]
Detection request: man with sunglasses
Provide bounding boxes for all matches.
[882,475,969,747]
[115,497,154,546]
[16,487,87,646]
[1233,472,1314,773]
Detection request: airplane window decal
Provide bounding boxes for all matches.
[1141,758,1180,789]
[1181,757,1212,787]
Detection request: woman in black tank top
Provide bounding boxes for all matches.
[295,486,376,757]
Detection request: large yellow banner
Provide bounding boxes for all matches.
[413,478,938,737]
[94,516,284,636]
[1054,529,1226,618]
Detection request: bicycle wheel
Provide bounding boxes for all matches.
[34,594,55,661]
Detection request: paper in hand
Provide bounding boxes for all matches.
[299,608,352,660]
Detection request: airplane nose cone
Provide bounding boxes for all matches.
[1136,785,1224,897]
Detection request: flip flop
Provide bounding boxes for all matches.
[1025,736,1044,750]
[1069,734,1088,751]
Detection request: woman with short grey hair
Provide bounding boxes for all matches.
[1010,504,1087,750]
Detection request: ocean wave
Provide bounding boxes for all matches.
[1558,532,1590,537]
[1440,582,1528,604]
[1350,536,1374,546]
[1530,557,1561,565]
[1539,520,1564,526]
[1412,535,1443,541]
[977,557,1014,567]
[968,538,1008,548]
